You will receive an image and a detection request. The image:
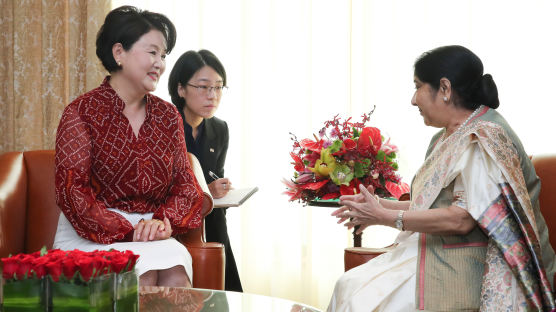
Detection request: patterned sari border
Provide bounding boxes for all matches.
[478,183,555,311]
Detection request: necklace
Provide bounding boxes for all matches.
[441,105,483,142]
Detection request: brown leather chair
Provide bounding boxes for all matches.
[0,150,225,290]
[344,156,556,274]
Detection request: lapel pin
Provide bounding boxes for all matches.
[209,148,215,153]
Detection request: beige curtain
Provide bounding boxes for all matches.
[0,0,110,153]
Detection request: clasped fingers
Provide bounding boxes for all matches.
[134,218,168,242]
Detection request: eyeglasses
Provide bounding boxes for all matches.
[187,83,228,96]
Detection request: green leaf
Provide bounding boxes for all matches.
[40,246,47,257]
[328,140,343,154]
[376,150,386,162]
[391,162,399,170]
[354,162,365,178]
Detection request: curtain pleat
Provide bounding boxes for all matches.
[0,0,110,153]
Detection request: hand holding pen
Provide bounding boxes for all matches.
[208,171,232,199]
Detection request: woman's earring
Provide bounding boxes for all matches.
[117,61,122,67]
[443,96,448,102]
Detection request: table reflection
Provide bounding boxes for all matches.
[139,286,321,312]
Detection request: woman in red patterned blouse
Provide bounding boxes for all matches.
[53,6,211,288]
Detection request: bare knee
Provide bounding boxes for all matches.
[140,270,158,286]
[157,265,191,287]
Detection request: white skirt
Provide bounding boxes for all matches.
[53,209,193,279]
[327,232,419,312]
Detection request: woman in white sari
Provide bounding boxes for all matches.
[328,45,556,311]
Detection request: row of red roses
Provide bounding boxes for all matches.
[1,249,139,283]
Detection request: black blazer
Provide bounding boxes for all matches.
[182,113,229,184]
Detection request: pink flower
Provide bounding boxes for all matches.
[379,138,398,155]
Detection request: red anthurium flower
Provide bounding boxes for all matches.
[46,260,63,282]
[385,181,410,199]
[2,257,19,279]
[300,138,323,153]
[321,192,340,200]
[340,179,362,196]
[299,179,329,191]
[358,127,382,156]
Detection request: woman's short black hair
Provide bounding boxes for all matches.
[414,45,499,109]
[168,50,227,112]
[96,5,177,73]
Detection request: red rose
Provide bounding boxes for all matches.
[92,255,109,277]
[2,257,19,280]
[15,254,34,280]
[76,257,95,282]
[62,257,78,280]
[46,259,63,282]
[343,138,356,150]
[110,254,130,274]
[32,256,49,278]
[123,250,140,271]
[46,249,66,262]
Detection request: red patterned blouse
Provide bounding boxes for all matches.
[55,77,205,244]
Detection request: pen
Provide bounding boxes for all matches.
[208,171,220,181]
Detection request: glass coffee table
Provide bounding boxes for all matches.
[139,286,321,311]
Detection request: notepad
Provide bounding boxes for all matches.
[213,186,259,208]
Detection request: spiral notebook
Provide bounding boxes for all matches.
[213,186,259,208]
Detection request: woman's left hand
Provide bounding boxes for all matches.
[133,217,172,242]
[332,184,385,234]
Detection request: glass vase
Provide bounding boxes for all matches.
[1,277,48,312]
[49,273,115,312]
[114,270,138,312]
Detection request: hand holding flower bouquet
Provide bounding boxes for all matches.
[283,110,409,204]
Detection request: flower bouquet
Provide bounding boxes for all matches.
[283,110,409,204]
[1,248,139,312]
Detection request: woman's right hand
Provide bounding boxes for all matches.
[133,217,172,242]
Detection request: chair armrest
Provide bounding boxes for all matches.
[178,152,224,289]
[0,152,27,257]
[176,230,225,290]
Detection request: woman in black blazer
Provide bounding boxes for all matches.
[168,50,242,291]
